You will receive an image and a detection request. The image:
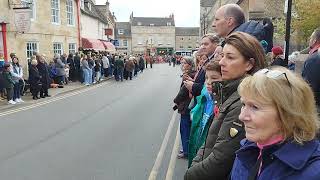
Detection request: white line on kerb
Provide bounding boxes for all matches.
[148,111,177,180]
[0,82,110,117]
[165,121,180,180]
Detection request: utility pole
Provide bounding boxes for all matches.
[284,0,293,64]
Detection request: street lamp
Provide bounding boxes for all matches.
[284,0,293,63]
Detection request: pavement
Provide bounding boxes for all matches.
[0,64,188,180]
[0,77,113,112]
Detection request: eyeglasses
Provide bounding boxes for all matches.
[256,68,291,88]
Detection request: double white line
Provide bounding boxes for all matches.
[148,110,182,180]
[0,82,110,117]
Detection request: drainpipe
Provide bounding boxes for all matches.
[76,0,81,49]
[1,23,8,62]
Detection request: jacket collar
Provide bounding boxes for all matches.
[238,139,320,170]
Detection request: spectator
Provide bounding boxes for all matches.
[64,64,70,84]
[173,56,197,159]
[81,55,90,86]
[183,34,220,98]
[11,56,24,103]
[188,60,222,166]
[270,46,287,67]
[114,55,124,82]
[125,57,135,80]
[54,54,66,85]
[74,52,81,81]
[29,58,41,100]
[302,28,320,112]
[67,53,75,82]
[37,55,51,98]
[139,55,145,73]
[185,32,265,180]
[231,67,320,180]
[2,63,15,104]
[102,52,110,77]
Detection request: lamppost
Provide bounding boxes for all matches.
[284,0,293,63]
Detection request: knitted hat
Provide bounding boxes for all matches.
[271,46,284,56]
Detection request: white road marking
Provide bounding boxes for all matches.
[148,111,177,180]
[165,121,181,180]
[0,82,110,117]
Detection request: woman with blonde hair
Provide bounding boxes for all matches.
[230,67,320,180]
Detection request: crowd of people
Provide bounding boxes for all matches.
[171,4,320,180]
[0,50,155,105]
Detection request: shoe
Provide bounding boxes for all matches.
[45,94,51,97]
[177,152,188,159]
[18,98,24,103]
[41,96,46,98]
[8,100,16,105]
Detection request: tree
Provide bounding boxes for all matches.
[292,0,320,43]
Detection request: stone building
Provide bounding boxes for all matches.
[80,0,116,52]
[200,0,284,36]
[115,22,131,55]
[0,0,80,70]
[130,14,176,55]
[175,27,200,55]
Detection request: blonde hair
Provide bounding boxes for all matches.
[238,67,319,144]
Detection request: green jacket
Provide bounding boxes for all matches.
[188,86,214,167]
[185,78,245,180]
[2,71,15,88]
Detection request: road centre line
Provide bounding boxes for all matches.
[165,121,180,180]
[148,111,177,180]
[0,82,110,117]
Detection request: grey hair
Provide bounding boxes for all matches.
[312,28,320,42]
[182,56,196,71]
[223,4,245,26]
[54,53,60,60]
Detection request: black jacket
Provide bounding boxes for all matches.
[185,78,245,180]
[302,50,320,106]
[174,70,196,114]
[37,62,51,87]
[271,56,288,67]
[29,65,41,86]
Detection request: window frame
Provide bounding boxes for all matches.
[21,0,36,20]
[122,40,128,47]
[51,0,60,24]
[26,42,39,60]
[66,0,75,26]
[68,43,76,54]
[118,29,124,35]
[53,42,63,55]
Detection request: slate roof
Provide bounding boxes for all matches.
[115,22,131,37]
[131,17,175,26]
[175,27,199,36]
[81,0,108,24]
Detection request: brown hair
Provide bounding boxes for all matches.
[205,60,221,74]
[201,33,220,44]
[225,32,266,74]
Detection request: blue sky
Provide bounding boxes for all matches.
[96,0,200,27]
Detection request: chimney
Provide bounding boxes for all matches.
[105,0,110,12]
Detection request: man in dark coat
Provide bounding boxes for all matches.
[74,52,81,81]
[139,55,145,72]
[36,55,51,98]
[302,28,320,112]
[67,53,75,82]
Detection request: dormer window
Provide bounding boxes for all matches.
[137,22,142,26]
[167,22,171,26]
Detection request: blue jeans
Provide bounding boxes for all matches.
[180,113,191,156]
[88,68,93,84]
[82,69,90,85]
[13,82,21,100]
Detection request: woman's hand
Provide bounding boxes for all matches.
[183,80,193,91]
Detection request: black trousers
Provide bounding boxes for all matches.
[6,88,13,101]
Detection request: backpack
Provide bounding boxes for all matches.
[235,20,267,41]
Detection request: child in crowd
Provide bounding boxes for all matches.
[2,63,16,104]
[188,60,222,167]
[64,64,70,84]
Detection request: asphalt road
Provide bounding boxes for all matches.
[0,64,188,180]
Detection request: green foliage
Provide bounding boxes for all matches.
[292,0,320,42]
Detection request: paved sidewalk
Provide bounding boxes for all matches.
[0,77,113,111]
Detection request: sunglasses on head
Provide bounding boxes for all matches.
[256,68,291,88]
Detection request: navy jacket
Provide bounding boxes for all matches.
[302,51,320,105]
[230,139,320,180]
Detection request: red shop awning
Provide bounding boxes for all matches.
[100,40,116,52]
[81,38,105,51]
